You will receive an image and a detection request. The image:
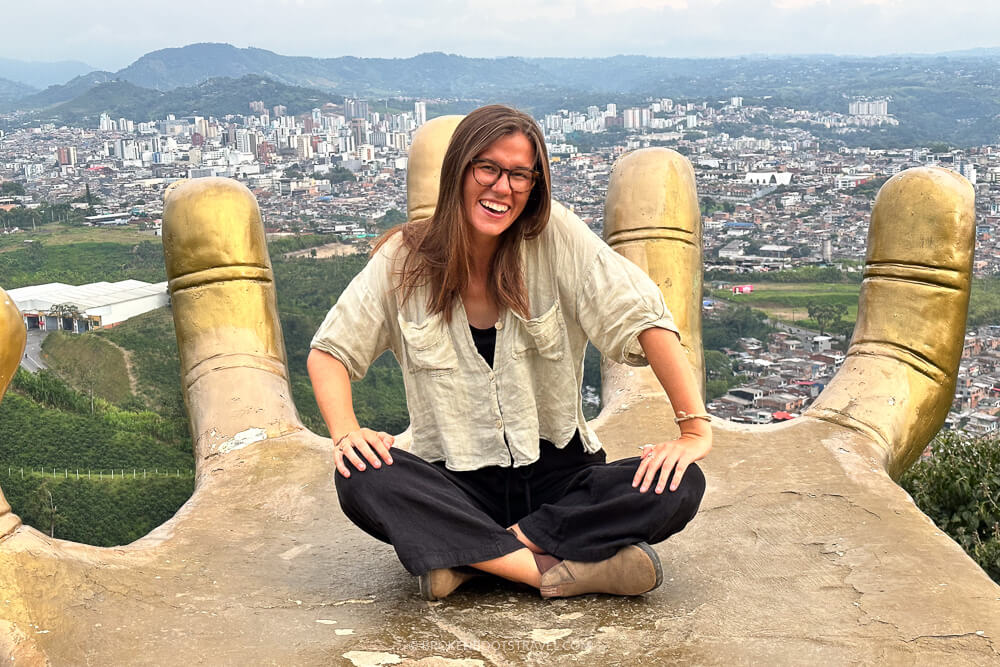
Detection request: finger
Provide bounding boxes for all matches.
[341,440,368,472]
[362,431,393,466]
[333,449,351,479]
[348,430,383,468]
[163,178,302,463]
[663,460,688,494]
[632,451,654,488]
[641,450,675,493]
[376,432,395,462]
[605,148,704,391]
[802,167,975,478]
[408,116,464,223]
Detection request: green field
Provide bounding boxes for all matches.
[710,282,861,329]
[0,225,156,252]
[43,332,134,405]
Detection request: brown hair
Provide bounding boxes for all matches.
[375,104,551,321]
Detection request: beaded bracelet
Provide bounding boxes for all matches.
[674,411,712,424]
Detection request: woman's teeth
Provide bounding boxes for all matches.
[480,200,509,213]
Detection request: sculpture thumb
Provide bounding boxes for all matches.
[803,167,975,479]
[0,288,25,538]
[163,178,304,467]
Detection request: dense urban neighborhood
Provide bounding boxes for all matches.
[3,92,1000,434]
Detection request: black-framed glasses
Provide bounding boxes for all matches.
[470,159,538,193]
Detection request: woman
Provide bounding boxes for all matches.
[308,105,710,600]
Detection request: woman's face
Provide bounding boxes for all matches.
[462,131,536,247]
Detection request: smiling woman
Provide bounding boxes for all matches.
[308,105,710,601]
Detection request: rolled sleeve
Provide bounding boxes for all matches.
[577,246,679,367]
[310,260,392,381]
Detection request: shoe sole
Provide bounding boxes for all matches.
[417,573,436,601]
[635,542,663,593]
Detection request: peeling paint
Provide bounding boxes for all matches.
[335,629,355,635]
[216,427,267,454]
[529,628,572,643]
[279,544,312,560]
[343,651,402,666]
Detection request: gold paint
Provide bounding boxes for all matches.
[162,178,303,461]
[804,167,975,478]
[604,148,705,401]
[0,288,24,537]
[407,115,464,223]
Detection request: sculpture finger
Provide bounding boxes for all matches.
[602,148,704,403]
[0,287,26,538]
[163,178,303,465]
[803,167,975,478]
[407,115,464,223]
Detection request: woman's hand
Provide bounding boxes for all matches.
[333,428,395,478]
[632,431,712,494]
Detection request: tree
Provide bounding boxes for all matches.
[901,431,1000,583]
[807,300,848,335]
[0,181,26,196]
[325,166,356,185]
[376,208,406,231]
[26,480,64,538]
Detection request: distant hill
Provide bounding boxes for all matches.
[10,71,116,111]
[6,43,1000,146]
[31,75,341,126]
[0,57,94,89]
[116,43,549,97]
[0,76,36,105]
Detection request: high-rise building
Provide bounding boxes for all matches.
[273,105,287,118]
[345,98,369,120]
[56,147,77,166]
[351,117,369,148]
[414,101,427,127]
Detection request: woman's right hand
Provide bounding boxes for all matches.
[333,428,395,478]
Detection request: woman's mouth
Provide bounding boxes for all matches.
[479,200,510,218]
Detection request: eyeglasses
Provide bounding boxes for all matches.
[470,159,538,193]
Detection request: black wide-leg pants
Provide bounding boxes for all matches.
[335,434,706,575]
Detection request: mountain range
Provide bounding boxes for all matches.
[2,43,1000,147]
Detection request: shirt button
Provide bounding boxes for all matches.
[495,419,503,429]
[495,321,503,330]
[488,371,496,382]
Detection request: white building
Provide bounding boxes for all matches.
[7,280,169,333]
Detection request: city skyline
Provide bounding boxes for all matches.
[2,0,997,74]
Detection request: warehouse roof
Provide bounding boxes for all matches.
[6,280,167,314]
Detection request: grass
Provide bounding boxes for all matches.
[41,331,133,404]
[0,225,157,252]
[710,282,861,324]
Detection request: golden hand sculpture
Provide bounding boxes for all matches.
[0,116,996,665]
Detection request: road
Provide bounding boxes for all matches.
[20,329,48,372]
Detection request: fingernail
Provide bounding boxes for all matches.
[358,465,366,471]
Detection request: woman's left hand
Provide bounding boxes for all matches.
[632,432,712,494]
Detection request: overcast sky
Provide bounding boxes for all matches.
[5,0,997,71]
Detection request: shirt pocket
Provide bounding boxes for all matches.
[398,312,459,375]
[512,302,566,361]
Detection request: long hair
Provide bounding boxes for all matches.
[375,104,551,321]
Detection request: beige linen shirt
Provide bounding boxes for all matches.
[310,202,678,471]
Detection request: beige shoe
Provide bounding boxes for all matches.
[417,566,480,601]
[539,543,663,598]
